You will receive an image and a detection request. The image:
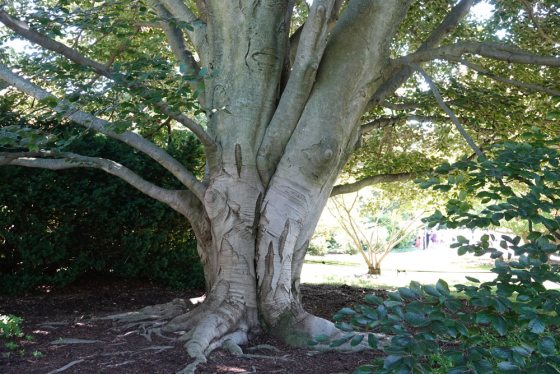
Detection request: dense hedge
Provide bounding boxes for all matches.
[0,106,205,294]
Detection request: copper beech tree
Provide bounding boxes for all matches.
[0,0,559,368]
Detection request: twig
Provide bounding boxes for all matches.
[415,65,484,157]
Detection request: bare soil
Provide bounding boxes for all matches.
[0,276,386,373]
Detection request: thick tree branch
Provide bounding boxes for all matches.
[151,1,205,101]
[257,0,337,186]
[360,114,448,136]
[157,0,207,60]
[0,9,214,148]
[330,172,417,196]
[416,65,484,157]
[0,151,191,216]
[368,0,475,109]
[380,100,422,111]
[288,0,344,68]
[360,116,404,135]
[403,42,560,67]
[0,64,207,201]
[459,59,560,96]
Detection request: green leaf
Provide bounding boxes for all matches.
[350,334,364,346]
[364,294,383,305]
[491,316,507,336]
[312,334,330,343]
[383,300,403,308]
[337,307,357,316]
[423,285,441,298]
[404,311,430,327]
[491,348,510,360]
[398,287,418,299]
[383,355,403,370]
[465,276,480,283]
[367,334,378,349]
[329,334,353,348]
[497,362,519,371]
[528,318,546,334]
[436,279,450,295]
[538,337,557,356]
[511,345,532,357]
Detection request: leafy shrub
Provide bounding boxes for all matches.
[318,130,560,373]
[0,314,24,350]
[0,104,205,294]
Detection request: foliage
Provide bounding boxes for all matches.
[0,105,205,294]
[0,314,24,350]
[308,226,354,256]
[317,130,560,373]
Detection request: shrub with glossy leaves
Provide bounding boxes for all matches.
[315,130,560,373]
[0,104,205,294]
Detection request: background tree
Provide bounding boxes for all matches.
[330,190,424,275]
[0,0,558,368]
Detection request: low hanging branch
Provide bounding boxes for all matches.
[367,0,475,109]
[151,0,205,105]
[360,114,448,136]
[458,59,560,97]
[403,41,560,67]
[157,0,207,56]
[415,65,485,158]
[0,64,207,201]
[330,172,417,196]
[0,9,214,148]
[0,151,188,215]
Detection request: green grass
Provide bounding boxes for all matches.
[304,274,398,290]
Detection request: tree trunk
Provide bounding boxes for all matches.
[85,0,412,367]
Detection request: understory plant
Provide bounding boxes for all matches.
[0,102,204,293]
[0,314,24,351]
[316,130,560,373]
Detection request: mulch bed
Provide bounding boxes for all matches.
[0,276,387,373]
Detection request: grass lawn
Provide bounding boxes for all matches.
[301,246,498,289]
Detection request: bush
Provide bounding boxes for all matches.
[0,104,205,294]
[317,130,560,373]
[0,314,25,351]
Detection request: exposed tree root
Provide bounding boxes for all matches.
[102,285,260,374]
[46,359,84,374]
[102,290,382,374]
[101,298,191,325]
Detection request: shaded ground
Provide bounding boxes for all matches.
[0,276,385,373]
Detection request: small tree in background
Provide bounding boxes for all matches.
[330,190,424,274]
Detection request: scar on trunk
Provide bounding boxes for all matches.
[235,143,242,177]
[278,219,290,262]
